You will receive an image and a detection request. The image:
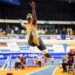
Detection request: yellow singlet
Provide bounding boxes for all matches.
[25,23,39,44]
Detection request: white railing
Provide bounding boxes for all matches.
[0,19,75,24]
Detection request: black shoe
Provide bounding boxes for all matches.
[44,53,51,60]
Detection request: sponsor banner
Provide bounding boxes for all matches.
[40,36,50,40]
[16,42,28,47]
[7,42,20,52]
[55,35,62,40]
[0,41,68,53]
[19,35,25,39]
[0,35,75,40]
[12,36,19,39]
[53,45,65,53]
[0,42,10,52]
[0,49,10,52]
[0,36,9,39]
[0,42,7,47]
[0,53,66,59]
[0,35,75,57]
[17,42,30,51]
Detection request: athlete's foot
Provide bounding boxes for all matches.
[44,53,51,61]
[45,57,50,61]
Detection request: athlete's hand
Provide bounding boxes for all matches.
[19,19,25,28]
[30,2,36,8]
[36,43,40,46]
[19,19,22,23]
[36,42,40,46]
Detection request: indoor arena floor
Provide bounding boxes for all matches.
[54,67,75,75]
[0,59,74,75]
[0,66,74,75]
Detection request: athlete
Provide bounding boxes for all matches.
[20,1,50,60]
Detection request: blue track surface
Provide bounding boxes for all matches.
[0,58,61,67]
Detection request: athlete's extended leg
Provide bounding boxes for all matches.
[37,37,50,60]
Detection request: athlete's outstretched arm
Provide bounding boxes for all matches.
[19,19,26,28]
[30,2,37,25]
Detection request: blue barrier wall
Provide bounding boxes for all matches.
[0,53,66,59]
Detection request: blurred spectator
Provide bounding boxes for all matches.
[38,29,45,35]
[38,29,42,34]
[25,30,27,34]
[41,29,45,34]
[21,30,25,34]
[11,29,14,34]
[51,56,54,65]
[15,57,21,69]
[62,53,74,73]
[67,27,70,35]
[62,56,68,72]
[55,29,58,34]
[3,31,5,34]
[0,28,2,32]
[74,56,75,69]
[36,54,42,67]
[0,23,75,35]
[44,29,48,34]
[0,28,4,36]
[20,54,26,69]
[6,25,11,34]
[44,56,47,64]
[62,27,67,35]
[69,28,73,35]
[61,27,67,39]
[14,26,19,34]
[67,53,74,72]
[58,29,62,34]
